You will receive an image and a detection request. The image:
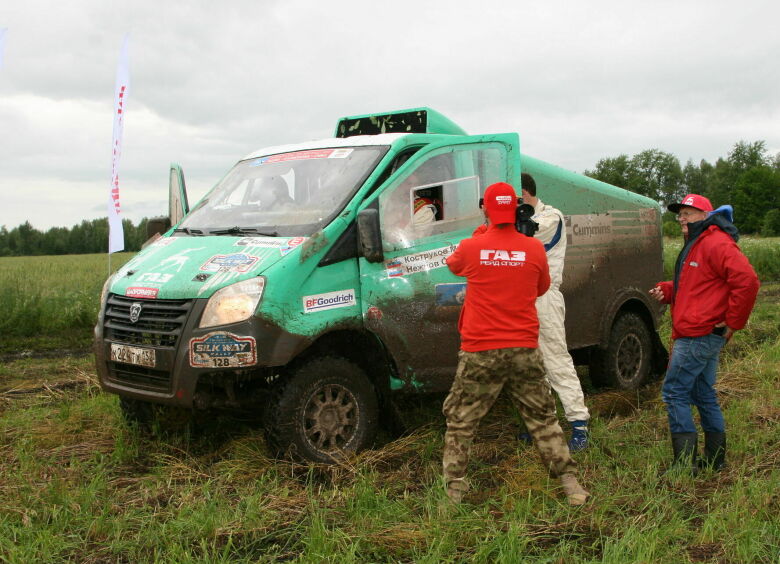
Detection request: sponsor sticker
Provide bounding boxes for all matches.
[568,214,613,246]
[280,236,306,256]
[383,245,456,277]
[435,283,467,306]
[234,237,286,248]
[303,289,357,313]
[189,332,257,368]
[126,287,159,299]
[250,148,353,166]
[200,253,259,273]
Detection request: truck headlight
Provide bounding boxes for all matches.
[199,277,265,328]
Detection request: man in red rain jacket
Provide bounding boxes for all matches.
[650,193,759,473]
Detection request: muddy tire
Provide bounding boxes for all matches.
[590,312,653,390]
[264,356,379,463]
[119,397,195,434]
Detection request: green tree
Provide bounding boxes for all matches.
[731,166,780,233]
[585,154,631,188]
[761,209,780,237]
[626,149,683,205]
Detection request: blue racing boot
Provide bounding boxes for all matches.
[517,431,533,444]
[568,421,589,452]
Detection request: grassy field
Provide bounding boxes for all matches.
[1,244,779,562]
[0,253,135,353]
[662,235,780,281]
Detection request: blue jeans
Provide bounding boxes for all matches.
[662,333,726,434]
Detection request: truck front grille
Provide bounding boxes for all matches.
[109,364,172,393]
[104,293,193,348]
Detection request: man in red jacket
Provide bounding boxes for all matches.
[442,182,589,506]
[650,194,759,473]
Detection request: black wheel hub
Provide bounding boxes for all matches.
[616,333,643,384]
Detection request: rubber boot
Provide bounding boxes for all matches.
[700,431,726,471]
[668,432,698,476]
[560,473,590,506]
[568,420,589,452]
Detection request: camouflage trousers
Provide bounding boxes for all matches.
[442,347,577,495]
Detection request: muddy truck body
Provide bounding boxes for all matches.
[94,108,666,462]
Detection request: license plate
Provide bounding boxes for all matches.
[110,343,156,368]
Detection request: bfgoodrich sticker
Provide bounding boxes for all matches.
[303,289,356,313]
[189,332,257,368]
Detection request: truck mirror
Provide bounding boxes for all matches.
[357,209,384,263]
[146,216,171,240]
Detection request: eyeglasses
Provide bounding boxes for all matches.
[676,210,702,219]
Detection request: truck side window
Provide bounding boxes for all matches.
[379,146,506,249]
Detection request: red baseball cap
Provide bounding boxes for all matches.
[668,194,714,214]
[483,182,518,224]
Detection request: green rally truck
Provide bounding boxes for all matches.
[95,108,667,462]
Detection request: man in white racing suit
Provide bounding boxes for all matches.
[520,172,591,451]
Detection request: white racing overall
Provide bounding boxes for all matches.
[533,199,590,423]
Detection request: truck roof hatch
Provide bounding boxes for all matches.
[335,107,467,138]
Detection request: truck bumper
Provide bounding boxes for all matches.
[95,294,311,408]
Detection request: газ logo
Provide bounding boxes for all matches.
[479,249,527,266]
[129,302,142,324]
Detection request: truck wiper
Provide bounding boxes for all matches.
[209,226,278,236]
[173,227,204,236]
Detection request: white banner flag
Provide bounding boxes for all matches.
[0,28,7,68]
[107,35,130,254]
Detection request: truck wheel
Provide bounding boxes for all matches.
[264,356,379,463]
[590,312,653,390]
[119,397,195,434]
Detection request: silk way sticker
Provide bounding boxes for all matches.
[200,253,259,273]
[385,245,456,278]
[189,332,257,368]
[303,289,356,314]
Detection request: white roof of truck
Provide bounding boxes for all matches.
[242,133,409,161]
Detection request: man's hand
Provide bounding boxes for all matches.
[648,286,664,302]
[715,322,734,342]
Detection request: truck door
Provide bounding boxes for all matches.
[169,163,190,226]
[357,135,519,392]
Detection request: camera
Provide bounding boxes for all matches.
[516,203,539,236]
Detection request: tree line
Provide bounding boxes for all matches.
[1,139,778,257]
[0,218,150,257]
[585,140,780,236]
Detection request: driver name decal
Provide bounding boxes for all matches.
[385,245,456,277]
[303,289,357,313]
[189,332,257,368]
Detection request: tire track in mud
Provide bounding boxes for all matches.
[0,348,91,363]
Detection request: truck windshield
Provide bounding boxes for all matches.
[179,146,387,236]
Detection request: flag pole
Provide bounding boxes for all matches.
[107,34,129,272]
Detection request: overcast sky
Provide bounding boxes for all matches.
[2,0,779,231]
